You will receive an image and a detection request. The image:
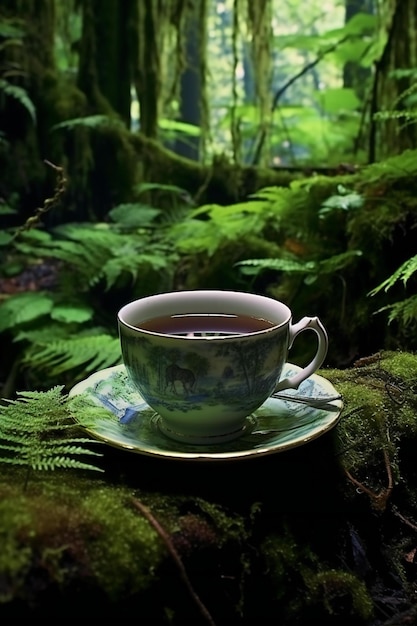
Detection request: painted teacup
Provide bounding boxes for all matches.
[118,290,328,444]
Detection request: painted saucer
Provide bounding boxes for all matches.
[68,364,343,462]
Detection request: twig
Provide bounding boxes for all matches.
[12,160,67,240]
[345,446,394,512]
[391,505,417,533]
[131,496,216,626]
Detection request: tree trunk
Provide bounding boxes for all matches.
[0,0,60,216]
[370,0,417,161]
[174,6,202,161]
[134,0,163,138]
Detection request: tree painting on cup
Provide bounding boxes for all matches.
[122,327,289,417]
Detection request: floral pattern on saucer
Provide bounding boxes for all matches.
[68,364,343,461]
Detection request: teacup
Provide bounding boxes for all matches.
[117,290,328,444]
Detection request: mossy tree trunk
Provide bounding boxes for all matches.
[370,0,417,161]
[0,0,62,215]
[174,3,204,161]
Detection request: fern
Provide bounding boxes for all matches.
[108,203,162,228]
[0,78,36,123]
[369,254,417,295]
[172,198,277,255]
[368,254,417,326]
[19,333,122,376]
[374,295,417,326]
[368,255,417,326]
[14,223,176,290]
[0,386,104,476]
[237,250,362,280]
[0,210,177,384]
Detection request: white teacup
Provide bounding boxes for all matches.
[118,290,328,444]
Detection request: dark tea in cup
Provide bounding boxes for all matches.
[138,313,276,336]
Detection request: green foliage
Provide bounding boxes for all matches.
[170,183,301,256]
[375,296,417,327]
[14,222,174,291]
[374,78,417,129]
[0,181,183,386]
[18,331,121,376]
[370,255,417,294]
[0,291,55,332]
[318,184,364,217]
[0,79,36,123]
[237,250,363,285]
[369,255,417,326]
[0,386,103,475]
[108,203,162,228]
[207,3,377,165]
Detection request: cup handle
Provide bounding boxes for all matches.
[274,316,328,392]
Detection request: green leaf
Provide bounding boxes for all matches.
[50,303,94,324]
[317,88,361,114]
[319,191,364,216]
[344,12,377,35]
[0,292,54,332]
[0,232,13,246]
[108,203,161,227]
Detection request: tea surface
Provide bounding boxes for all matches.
[138,313,275,336]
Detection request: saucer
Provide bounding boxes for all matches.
[68,364,343,462]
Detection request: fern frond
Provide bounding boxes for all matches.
[31,457,103,472]
[0,386,104,474]
[237,250,362,277]
[374,295,417,326]
[15,223,175,292]
[369,254,417,295]
[21,333,121,376]
[0,78,36,123]
[237,257,316,275]
[108,203,162,228]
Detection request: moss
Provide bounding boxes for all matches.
[0,471,165,606]
[2,351,417,621]
[0,489,33,602]
[81,487,164,599]
[261,531,373,623]
[319,351,417,509]
[305,569,374,621]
